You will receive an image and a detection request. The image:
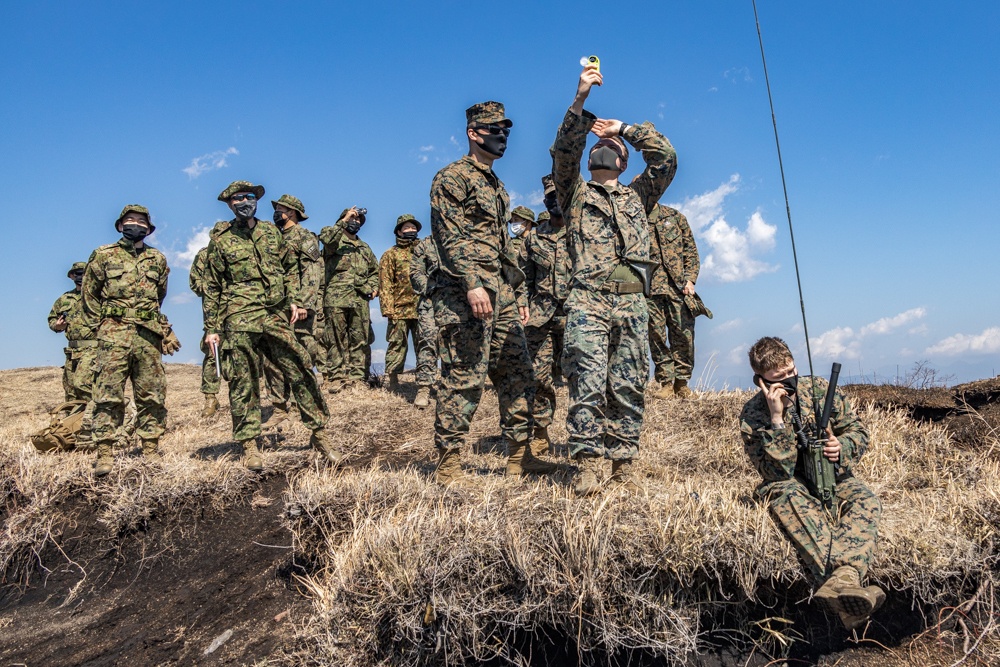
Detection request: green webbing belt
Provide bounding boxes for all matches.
[101,306,159,321]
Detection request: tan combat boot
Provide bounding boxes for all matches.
[387,373,400,392]
[310,428,345,468]
[652,382,676,400]
[673,379,693,399]
[241,438,263,472]
[836,564,885,620]
[610,459,643,492]
[262,403,289,430]
[530,426,551,456]
[573,455,602,497]
[814,567,850,615]
[141,439,162,462]
[414,386,431,408]
[201,393,219,418]
[506,438,557,476]
[434,448,464,486]
[94,443,114,478]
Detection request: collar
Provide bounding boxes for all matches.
[460,154,496,177]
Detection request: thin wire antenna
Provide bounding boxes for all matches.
[752,0,815,381]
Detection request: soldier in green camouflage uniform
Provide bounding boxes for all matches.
[552,64,677,495]
[647,203,702,400]
[409,235,440,408]
[82,205,175,476]
[429,101,554,484]
[202,181,342,471]
[260,194,325,428]
[190,245,222,418]
[379,214,423,392]
[49,262,97,403]
[508,205,534,257]
[739,336,884,629]
[318,208,379,390]
[520,175,570,461]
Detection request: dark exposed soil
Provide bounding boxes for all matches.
[0,475,306,666]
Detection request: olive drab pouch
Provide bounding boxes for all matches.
[30,400,88,452]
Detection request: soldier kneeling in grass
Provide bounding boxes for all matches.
[739,336,885,629]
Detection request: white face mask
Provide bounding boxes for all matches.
[509,221,525,238]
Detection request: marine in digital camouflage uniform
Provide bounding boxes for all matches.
[428,100,554,484]
[378,214,424,392]
[409,234,441,408]
[739,336,884,629]
[318,208,379,389]
[519,175,570,461]
[507,205,534,258]
[647,203,707,400]
[190,245,223,417]
[82,205,172,476]
[260,194,325,428]
[202,181,341,471]
[551,65,676,495]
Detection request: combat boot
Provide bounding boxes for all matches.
[673,379,693,399]
[814,568,850,615]
[414,386,431,408]
[573,455,602,497]
[530,426,551,456]
[838,568,886,619]
[310,428,345,468]
[506,438,557,476]
[94,443,114,478]
[434,448,464,486]
[241,438,263,472]
[262,402,289,430]
[201,393,219,418]
[652,382,676,400]
[387,373,400,392]
[610,459,643,492]
[141,439,162,462]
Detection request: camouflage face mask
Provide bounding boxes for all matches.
[233,199,257,221]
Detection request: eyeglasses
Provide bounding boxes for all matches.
[231,193,257,202]
[475,124,511,137]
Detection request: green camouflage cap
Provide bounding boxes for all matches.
[466,101,513,127]
[511,206,535,223]
[217,180,265,202]
[271,194,308,220]
[537,211,551,223]
[67,261,87,277]
[541,174,556,194]
[115,204,155,233]
[393,213,422,235]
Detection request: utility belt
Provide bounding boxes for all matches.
[600,264,644,295]
[67,340,98,349]
[101,306,162,321]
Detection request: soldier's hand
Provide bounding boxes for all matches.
[592,119,623,139]
[371,288,379,298]
[572,64,603,114]
[823,426,842,463]
[290,304,307,324]
[205,332,221,349]
[344,207,362,223]
[683,281,696,296]
[756,375,790,424]
[161,328,182,356]
[53,316,68,332]
[467,287,493,320]
[518,305,529,325]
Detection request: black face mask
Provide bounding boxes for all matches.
[589,145,622,172]
[543,192,563,220]
[478,132,508,158]
[346,221,363,235]
[272,211,286,225]
[72,274,84,288]
[399,231,418,241]
[234,200,257,221]
[754,373,798,396]
[121,223,149,243]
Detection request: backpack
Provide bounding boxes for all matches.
[30,400,88,453]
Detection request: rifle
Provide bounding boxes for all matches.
[792,362,841,510]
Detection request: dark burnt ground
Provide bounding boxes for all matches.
[0,475,307,666]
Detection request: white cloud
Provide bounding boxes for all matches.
[669,174,739,233]
[182,147,238,179]
[169,291,195,305]
[811,308,928,359]
[369,305,386,324]
[371,348,386,363]
[859,308,926,336]
[419,145,434,152]
[417,155,429,164]
[169,226,213,270]
[925,327,1000,357]
[508,190,522,206]
[714,318,744,334]
[527,189,545,206]
[728,343,749,365]
[908,324,928,335]
[724,66,752,84]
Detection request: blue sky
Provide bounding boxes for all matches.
[2,1,997,388]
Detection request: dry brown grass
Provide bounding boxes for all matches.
[2,367,999,665]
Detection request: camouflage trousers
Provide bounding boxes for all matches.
[385,318,421,376]
[432,281,534,451]
[525,311,565,429]
[263,313,322,407]
[563,289,649,460]
[647,292,695,383]
[323,304,370,381]
[415,297,439,387]
[764,476,881,581]
[63,344,98,403]
[92,327,166,447]
[200,336,221,395]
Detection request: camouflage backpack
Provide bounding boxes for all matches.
[30,401,88,453]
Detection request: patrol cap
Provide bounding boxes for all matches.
[541,174,556,195]
[271,194,308,220]
[218,180,266,202]
[511,206,535,223]
[115,204,155,233]
[67,261,87,277]
[393,213,422,235]
[537,211,550,223]
[466,101,513,128]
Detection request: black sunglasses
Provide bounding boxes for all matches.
[475,124,511,137]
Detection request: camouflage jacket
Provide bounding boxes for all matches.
[739,376,870,497]
[280,223,323,313]
[203,218,301,334]
[409,236,440,298]
[379,241,419,320]
[430,155,524,296]
[48,289,93,342]
[520,221,570,327]
[551,109,677,292]
[82,238,169,341]
[648,204,700,296]
[319,216,379,309]
[189,246,211,298]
